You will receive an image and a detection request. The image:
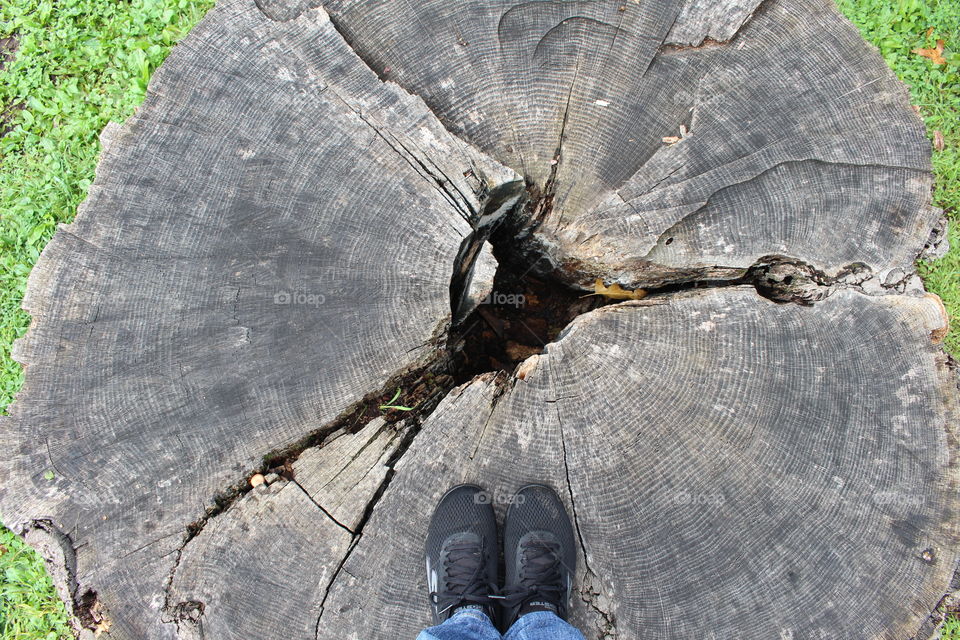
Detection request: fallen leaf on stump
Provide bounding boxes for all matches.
[592,278,648,301]
[89,599,112,637]
[94,619,112,637]
[662,123,689,145]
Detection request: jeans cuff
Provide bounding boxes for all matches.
[450,608,492,624]
[511,610,559,629]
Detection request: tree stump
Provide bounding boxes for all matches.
[1,0,957,639]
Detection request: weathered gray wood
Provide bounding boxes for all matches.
[320,0,938,288]
[292,417,401,531]
[168,479,350,640]
[165,417,401,639]
[318,289,959,639]
[0,0,956,639]
[0,0,513,637]
[665,0,765,46]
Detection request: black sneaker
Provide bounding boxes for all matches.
[425,484,499,625]
[499,484,577,630]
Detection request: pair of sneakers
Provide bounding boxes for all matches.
[425,483,577,631]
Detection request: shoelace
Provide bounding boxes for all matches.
[496,538,564,609]
[429,540,496,617]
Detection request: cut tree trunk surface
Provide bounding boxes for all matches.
[0,0,956,639]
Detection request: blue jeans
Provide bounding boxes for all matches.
[416,609,587,640]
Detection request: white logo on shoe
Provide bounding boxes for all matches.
[426,557,438,594]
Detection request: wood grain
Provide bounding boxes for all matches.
[0,0,955,638]
[321,0,938,288]
[318,290,958,640]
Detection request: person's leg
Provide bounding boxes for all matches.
[498,485,586,639]
[417,484,501,640]
[416,608,504,640]
[502,610,586,640]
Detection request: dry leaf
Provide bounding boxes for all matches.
[912,39,946,65]
[592,278,647,301]
[506,341,540,361]
[90,599,112,637]
[926,26,934,38]
[933,130,945,151]
[94,618,112,637]
[662,124,689,145]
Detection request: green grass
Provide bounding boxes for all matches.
[944,614,960,640]
[0,0,214,412]
[0,0,214,636]
[0,528,71,640]
[0,0,958,638]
